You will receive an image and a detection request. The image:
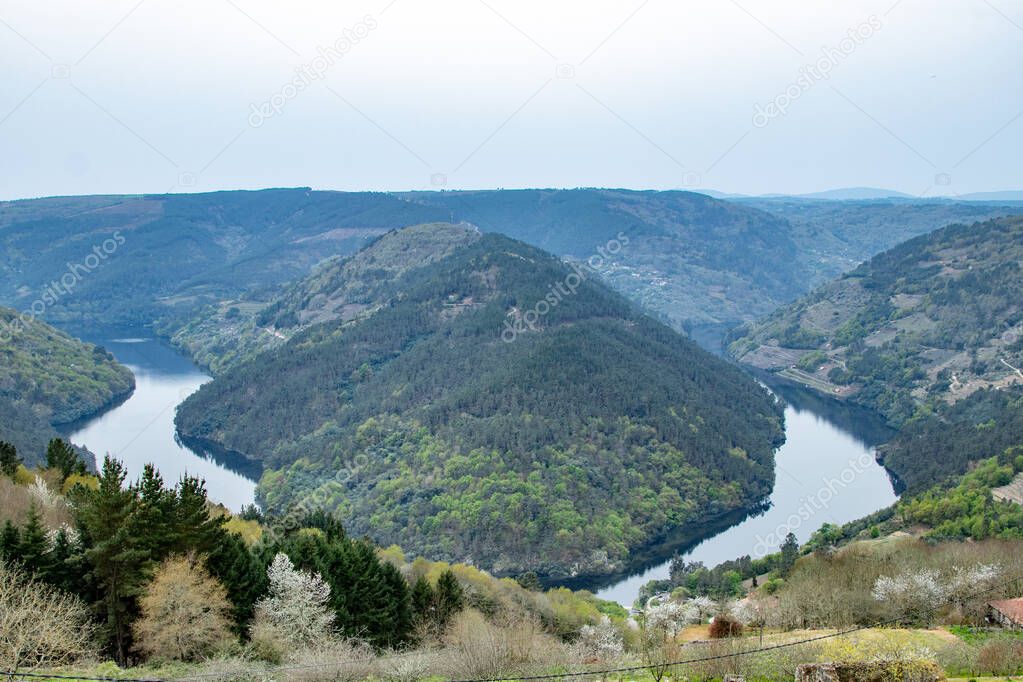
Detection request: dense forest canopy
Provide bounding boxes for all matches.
[730,215,1023,486]
[176,226,785,578]
[3,189,1014,355]
[0,307,134,466]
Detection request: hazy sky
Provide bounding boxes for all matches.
[2,0,1021,200]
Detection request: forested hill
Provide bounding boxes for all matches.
[3,189,1017,353]
[175,225,785,579]
[0,307,134,466]
[728,216,1023,488]
[172,223,483,372]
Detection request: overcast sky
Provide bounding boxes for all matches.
[2,0,1021,200]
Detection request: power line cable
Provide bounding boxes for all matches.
[6,572,1022,682]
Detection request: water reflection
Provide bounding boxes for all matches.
[65,336,259,512]
[581,380,898,606]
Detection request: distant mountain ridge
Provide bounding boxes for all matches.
[175,224,785,578]
[2,188,1019,359]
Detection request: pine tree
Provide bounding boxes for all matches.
[410,575,435,625]
[0,441,20,477]
[46,438,86,481]
[133,464,176,561]
[780,532,799,575]
[376,560,414,649]
[206,532,267,636]
[173,475,224,555]
[435,569,465,627]
[0,520,21,559]
[18,503,48,576]
[44,527,81,594]
[76,456,149,664]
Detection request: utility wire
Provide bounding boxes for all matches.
[6,573,1022,682]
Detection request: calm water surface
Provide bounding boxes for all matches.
[66,337,899,604]
[66,337,257,512]
[591,382,898,606]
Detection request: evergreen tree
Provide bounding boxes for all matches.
[173,475,224,555]
[206,532,267,636]
[76,456,149,664]
[410,575,435,625]
[282,532,414,649]
[17,503,48,576]
[44,527,81,594]
[46,438,86,481]
[435,569,465,627]
[780,532,799,575]
[133,464,176,561]
[0,520,20,559]
[376,560,414,649]
[0,441,20,477]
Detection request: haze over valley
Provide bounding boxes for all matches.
[3,1,1023,679]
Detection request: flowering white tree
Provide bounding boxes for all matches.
[873,562,1003,623]
[252,553,335,648]
[646,597,712,637]
[727,598,765,627]
[689,596,715,621]
[577,616,624,661]
[645,601,689,637]
[946,563,1001,607]
[872,569,944,615]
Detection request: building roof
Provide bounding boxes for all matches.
[990,598,1023,624]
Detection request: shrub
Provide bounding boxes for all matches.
[134,555,234,662]
[709,614,744,638]
[976,638,1023,676]
[0,560,95,671]
[439,609,568,680]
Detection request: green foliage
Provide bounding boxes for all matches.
[46,438,86,481]
[899,454,1023,540]
[177,231,784,577]
[0,440,19,477]
[0,309,134,467]
[881,389,1023,491]
[268,528,415,649]
[435,569,465,627]
[796,350,827,372]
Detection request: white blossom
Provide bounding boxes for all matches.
[727,599,764,626]
[46,524,80,549]
[646,598,708,635]
[253,553,334,646]
[577,616,623,661]
[28,476,58,509]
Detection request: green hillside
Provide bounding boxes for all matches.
[4,189,1017,356]
[175,226,784,578]
[730,216,1023,487]
[0,307,135,465]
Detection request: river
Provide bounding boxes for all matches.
[66,336,899,606]
[65,336,258,512]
